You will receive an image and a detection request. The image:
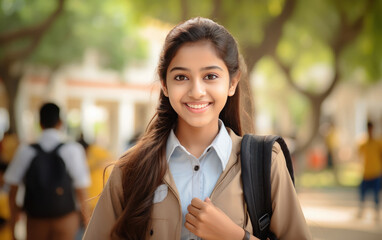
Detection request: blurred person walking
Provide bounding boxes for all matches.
[76,134,113,240]
[77,134,113,212]
[0,130,19,164]
[357,121,382,220]
[323,120,339,183]
[0,162,11,240]
[4,102,91,240]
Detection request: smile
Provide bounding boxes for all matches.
[186,103,209,109]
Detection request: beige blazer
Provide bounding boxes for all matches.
[83,129,312,240]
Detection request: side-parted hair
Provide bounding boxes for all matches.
[111,17,252,239]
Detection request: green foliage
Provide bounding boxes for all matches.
[130,0,381,84]
[340,1,382,83]
[275,0,381,91]
[0,0,147,71]
[218,0,271,45]
[1,0,56,29]
[130,0,277,46]
[131,0,183,23]
[254,56,309,131]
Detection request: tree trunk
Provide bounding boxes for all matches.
[0,0,65,135]
[180,0,190,21]
[241,0,296,133]
[293,96,323,157]
[272,0,372,159]
[0,69,21,134]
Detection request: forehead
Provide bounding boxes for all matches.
[167,40,227,71]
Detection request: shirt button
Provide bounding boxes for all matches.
[194,165,200,171]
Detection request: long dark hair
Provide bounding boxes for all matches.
[111,17,252,239]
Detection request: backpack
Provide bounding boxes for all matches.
[241,134,295,240]
[23,143,76,218]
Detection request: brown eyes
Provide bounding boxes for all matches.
[174,74,218,81]
[203,74,218,80]
[174,75,189,81]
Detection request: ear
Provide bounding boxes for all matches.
[161,81,169,97]
[228,71,241,96]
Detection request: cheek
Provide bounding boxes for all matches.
[211,83,231,96]
[167,87,184,104]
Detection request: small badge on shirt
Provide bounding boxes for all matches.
[153,184,168,203]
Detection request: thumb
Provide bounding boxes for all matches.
[205,197,212,204]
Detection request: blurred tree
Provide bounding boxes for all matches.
[272,0,379,156]
[130,0,381,157]
[0,0,146,133]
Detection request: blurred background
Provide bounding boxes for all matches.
[0,0,381,239]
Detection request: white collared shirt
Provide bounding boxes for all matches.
[165,120,232,240]
[4,129,91,189]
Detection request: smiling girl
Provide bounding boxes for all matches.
[83,17,311,240]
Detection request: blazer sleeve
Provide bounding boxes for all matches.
[269,143,312,240]
[83,165,124,240]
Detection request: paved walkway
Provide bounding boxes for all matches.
[298,187,382,240]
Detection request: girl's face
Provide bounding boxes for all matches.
[163,40,239,131]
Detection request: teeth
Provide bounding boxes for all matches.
[187,103,209,109]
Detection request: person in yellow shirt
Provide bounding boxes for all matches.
[77,135,114,211]
[0,162,11,240]
[0,131,19,164]
[85,144,113,211]
[358,121,382,220]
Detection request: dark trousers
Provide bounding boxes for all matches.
[360,177,382,207]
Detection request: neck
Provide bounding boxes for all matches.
[175,120,219,158]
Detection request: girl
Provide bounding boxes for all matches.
[83,17,311,240]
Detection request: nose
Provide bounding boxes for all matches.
[188,79,206,99]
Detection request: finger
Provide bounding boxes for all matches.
[185,212,198,226]
[185,220,197,234]
[191,197,204,209]
[187,203,201,216]
[204,197,212,204]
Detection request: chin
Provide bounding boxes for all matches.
[180,118,216,129]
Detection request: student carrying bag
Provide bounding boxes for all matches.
[241,135,295,240]
[23,143,76,218]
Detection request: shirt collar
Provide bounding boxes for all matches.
[40,128,62,142]
[165,120,232,170]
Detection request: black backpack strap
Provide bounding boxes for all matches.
[52,143,64,153]
[241,134,271,240]
[241,134,294,240]
[30,143,43,152]
[274,137,294,185]
[30,143,64,154]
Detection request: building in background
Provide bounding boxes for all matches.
[0,22,169,157]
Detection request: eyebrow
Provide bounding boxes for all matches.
[169,65,223,72]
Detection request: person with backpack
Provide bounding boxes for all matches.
[4,102,91,240]
[83,17,311,240]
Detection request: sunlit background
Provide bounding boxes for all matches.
[1,0,382,239]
